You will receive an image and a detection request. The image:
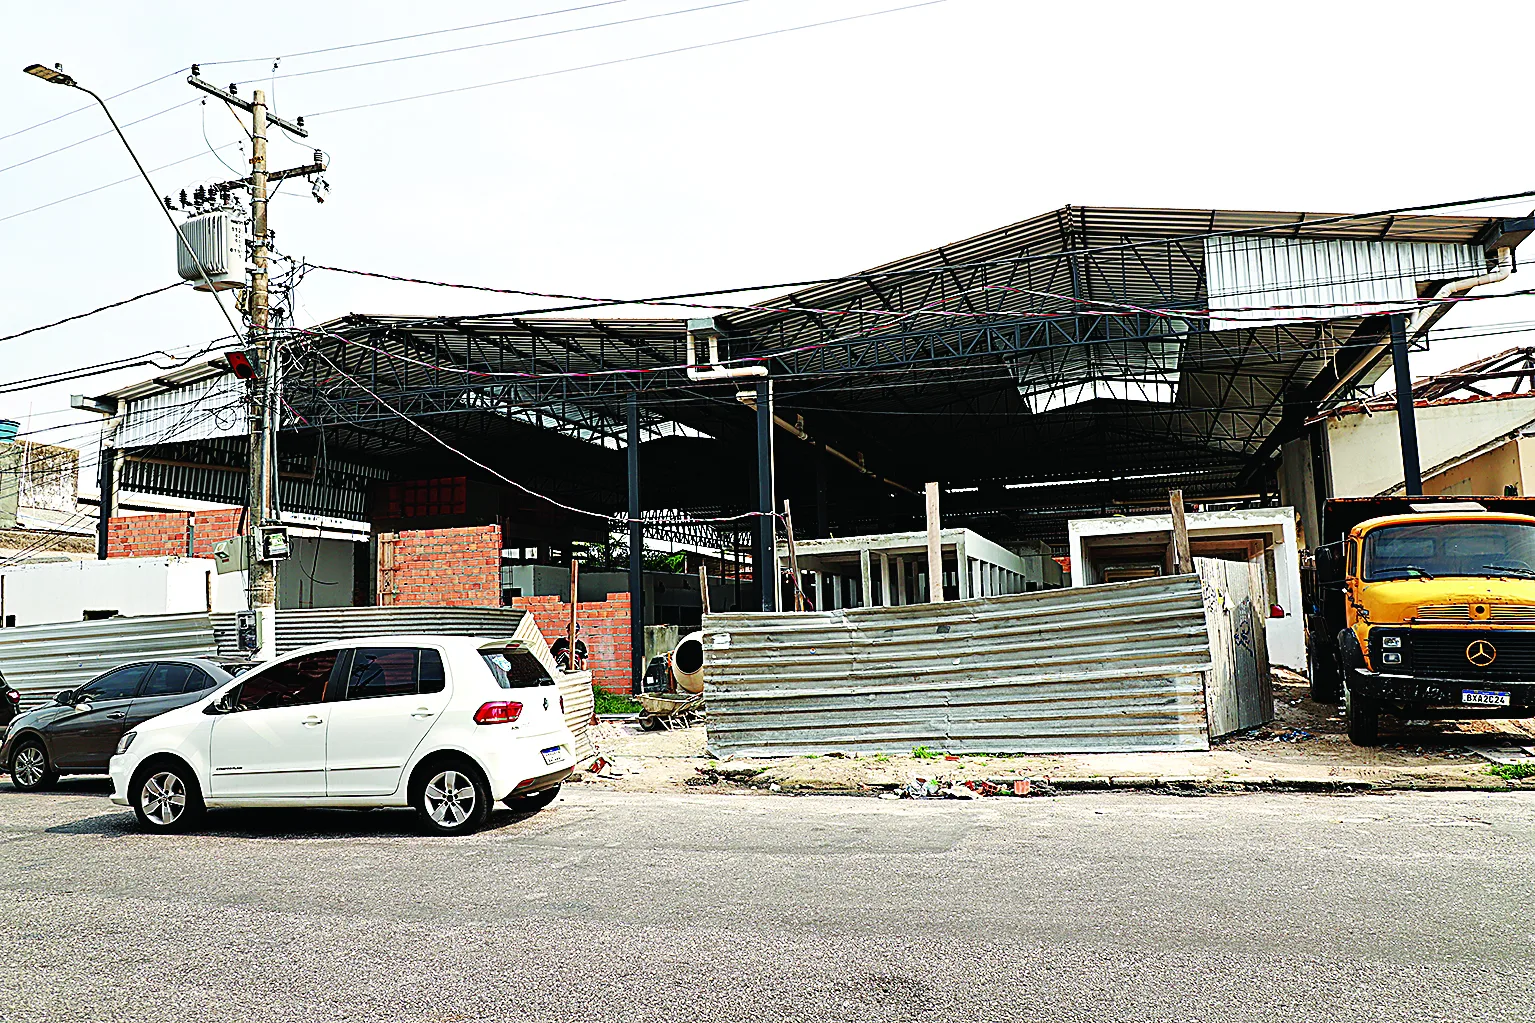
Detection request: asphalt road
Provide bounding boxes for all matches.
[1,780,1531,1023]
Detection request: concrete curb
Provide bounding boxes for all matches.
[741,773,1529,797]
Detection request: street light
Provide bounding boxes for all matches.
[19,61,244,342]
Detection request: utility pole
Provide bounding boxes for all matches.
[184,70,322,659]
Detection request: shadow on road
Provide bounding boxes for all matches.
[35,801,551,840]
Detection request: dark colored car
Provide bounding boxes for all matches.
[0,671,20,729]
[1,659,234,792]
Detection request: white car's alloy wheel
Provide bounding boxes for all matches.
[141,771,188,826]
[423,770,475,827]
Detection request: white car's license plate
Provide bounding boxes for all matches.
[1462,689,1512,707]
[541,745,564,765]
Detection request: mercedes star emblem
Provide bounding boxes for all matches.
[1465,639,1497,667]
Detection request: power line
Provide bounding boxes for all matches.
[200,1,635,68]
[243,0,754,85]
[0,100,196,179]
[0,142,240,227]
[307,0,951,117]
[0,68,188,146]
[0,282,184,344]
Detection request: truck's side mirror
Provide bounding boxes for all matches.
[1314,546,1340,582]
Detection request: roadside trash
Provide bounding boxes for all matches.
[587,756,608,774]
[769,783,782,792]
[944,784,977,800]
[1012,779,1030,796]
[1276,729,1314,743]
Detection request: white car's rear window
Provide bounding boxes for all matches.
[481,650,556,689]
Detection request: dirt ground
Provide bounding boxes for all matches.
[570,671,1535,797]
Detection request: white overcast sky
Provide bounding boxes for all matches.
[3,0,1535,450]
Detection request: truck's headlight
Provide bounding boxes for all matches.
[1381,652,1402,665]
[115,731,136,755]
[1382,636,1402,649]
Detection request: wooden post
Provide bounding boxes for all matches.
[377,532,398,606]
[1169,489,1192,575]
[925,482,944,602]
[698,563,711,616]
[567,558,579,668]
[782,499,805,611]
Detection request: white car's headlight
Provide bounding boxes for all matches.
[115,731,136,755]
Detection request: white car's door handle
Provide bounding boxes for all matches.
[302,716,324,726]
[411,709,435,718]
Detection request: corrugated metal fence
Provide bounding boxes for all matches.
[703,576,1214,756]
[0,613,218,711]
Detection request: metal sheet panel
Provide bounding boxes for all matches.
[1205,234,1484,331]
[702,576,1213,756]
[117,375,247,448]
[0,613,218,712]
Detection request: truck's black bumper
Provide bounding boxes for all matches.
[1351,670,1535,718]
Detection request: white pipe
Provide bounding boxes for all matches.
[684,332,768,382]
[1317,247,1512,406]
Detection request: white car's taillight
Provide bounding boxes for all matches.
[474,701,523,725]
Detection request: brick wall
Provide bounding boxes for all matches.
[107,509,245,559]
[383,525,502,608]
[511,592,633,693]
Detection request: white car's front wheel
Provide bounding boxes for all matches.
[412,761,491,835]
[130,761,205,832]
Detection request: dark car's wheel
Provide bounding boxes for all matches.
[504,783,561,814]
[1345,677,1380,746]
[130,761,205,832]
[9,739,57,791]
[412,760,491,835]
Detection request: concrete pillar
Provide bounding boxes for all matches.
[897,556,909,605]
[859,547,872,608]
[878,552,891,607]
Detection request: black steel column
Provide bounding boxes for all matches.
[626,392,644,693]
[95,442,114,560]
[1390,313,1423,496]
[755,378,777,610]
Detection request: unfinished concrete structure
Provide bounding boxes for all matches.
[777,529,1059,609]
[1067,507,1302,668]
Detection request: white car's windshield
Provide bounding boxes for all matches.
[1363,521,1535,581]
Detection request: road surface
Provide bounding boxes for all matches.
[1,780,1531,1022]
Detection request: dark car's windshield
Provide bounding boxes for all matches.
[1363,521,1535,581]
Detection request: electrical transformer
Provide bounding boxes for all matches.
[175,210,249,291]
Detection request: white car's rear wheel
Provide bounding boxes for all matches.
[131,761,204,832]
[413,762,491,835]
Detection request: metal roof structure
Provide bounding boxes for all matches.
[101,204,1533,547]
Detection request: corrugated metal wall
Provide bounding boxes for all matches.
[1204,234,1484,331]
[0,613,218,711]
[702,576,1213,756]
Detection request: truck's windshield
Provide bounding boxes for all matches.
[1362,521,1535,581]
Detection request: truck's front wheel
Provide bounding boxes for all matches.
[1345,677,1380,746]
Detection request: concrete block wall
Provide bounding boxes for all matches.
[511,592,633,693]
[386,525,502,608]
[107,509,244,559]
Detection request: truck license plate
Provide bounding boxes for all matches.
[541,745,564,765]
[1462,689,1512,707]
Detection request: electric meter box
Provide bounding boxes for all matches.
[176,210,250,291]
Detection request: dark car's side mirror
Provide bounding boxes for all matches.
[55,690,75,706]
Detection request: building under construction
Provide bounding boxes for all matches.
[83,203,1533,683]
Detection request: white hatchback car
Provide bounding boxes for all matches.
[109,635,578,835]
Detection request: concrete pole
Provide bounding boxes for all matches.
[755,379,777,610]
[878,551,891,607]
[247,89,277,660]
[859,547,872,608]
[627,393,643,694]
[925,482,944,602]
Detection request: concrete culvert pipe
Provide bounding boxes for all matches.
[671,631,706,694]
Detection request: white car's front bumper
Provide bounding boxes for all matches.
[108,753,132,805]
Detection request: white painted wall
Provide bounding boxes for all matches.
[1067,507,1304,668]
[1324,395,1535,498]
[0,557,246,628]
[276,536,354,610]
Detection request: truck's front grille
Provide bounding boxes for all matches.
[1414,604,1535,623]
[1412,629,1535,679]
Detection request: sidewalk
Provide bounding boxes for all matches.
[572,676,1535,797]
